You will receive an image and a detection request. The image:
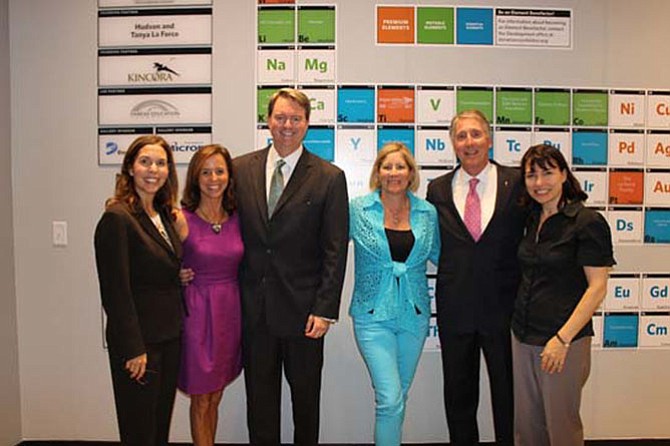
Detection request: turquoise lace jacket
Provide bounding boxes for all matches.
[349,190,441,330]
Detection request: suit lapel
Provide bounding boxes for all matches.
[489,163,515,226]
[135,208,180,261]
[445,167,474,240]
[248,148,270,223]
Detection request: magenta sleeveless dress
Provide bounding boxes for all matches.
[178,209,243,395]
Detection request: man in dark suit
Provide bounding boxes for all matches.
[234,88,349,446]
[426,110,526,446]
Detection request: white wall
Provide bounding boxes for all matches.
[10,0,670,443]
[0,0,21,443]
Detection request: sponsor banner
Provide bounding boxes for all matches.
[99,87,212,125]
[157,126,212,164]
[98,126,154,165]
[99,0,211,7]
[99,47,211,86]
[98,8,212,47]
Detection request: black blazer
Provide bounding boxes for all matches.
[234,147,349,337]
[94,202,183,359]
[426,163,526,334]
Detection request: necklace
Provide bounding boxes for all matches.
[384,196,409,226]
[196,207,226,234]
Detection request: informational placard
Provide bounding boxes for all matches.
[157,126,212,164]
[644,209,670,243]
[608,130,644,167]
[99,0,211,6]
[415,126,454,166]
[377,86,415,123]
[641,275,670,311]
[337,86,376,123]
[99,47,212,86]
[456,87,493,121]
[417,6,454,45]
[302,86,336,124]
[644,171,670,207]
[416,86,455,124]
[258,7,295,44]
[456,7,493,45]
[377,125,415,153]
[609,169,644,205]
[304,126,335,161]
[534,88,571,126]
[376,6,414,44]
[573,89,608,126]
[496,87,532,125]
[98,8,212,47]
[605,274,641,312]
[639,313,670,348]
[608,209,643,244]
[98,126,153,165]
[98,86,212,125]
[335,125,376,165]
[603,312,639,348]
[495,8,572,48]
[298,6,336,44]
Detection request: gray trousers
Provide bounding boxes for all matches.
[512,334,591,446]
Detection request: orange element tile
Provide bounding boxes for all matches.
[377,88,415,123]
[609,170,644,205]
[377,6,415,44]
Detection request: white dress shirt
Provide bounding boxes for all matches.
[452,162,498,234]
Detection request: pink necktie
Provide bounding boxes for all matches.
[464,178,481,241]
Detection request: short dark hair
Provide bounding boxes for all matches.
[181,144,236,214]
[519,143,587,208]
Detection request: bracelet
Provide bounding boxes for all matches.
[555,333,571,347]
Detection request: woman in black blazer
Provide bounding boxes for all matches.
[94,135,183,446]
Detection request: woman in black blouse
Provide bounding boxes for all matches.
[512,144,615,446]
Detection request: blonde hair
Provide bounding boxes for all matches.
[369,142,420,192]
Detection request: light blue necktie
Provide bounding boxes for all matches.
[267,159,286,216]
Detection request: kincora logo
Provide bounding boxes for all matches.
[127,62,180,83]
[130,99,180,119]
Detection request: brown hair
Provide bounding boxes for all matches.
[107,135,178,211]
[181,144,237,214]
[267,88,311,121]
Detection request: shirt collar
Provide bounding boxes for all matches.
[269,144,303,171]
[456,161,492,185]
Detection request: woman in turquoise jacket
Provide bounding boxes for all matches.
[349,142,441,446]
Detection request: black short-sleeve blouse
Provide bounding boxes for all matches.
[511,201,616,346]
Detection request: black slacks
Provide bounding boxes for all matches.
[439,329,514,446]
[243,321,324,446]
[107,338,181,446]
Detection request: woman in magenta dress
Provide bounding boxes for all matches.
[174,144,243,446]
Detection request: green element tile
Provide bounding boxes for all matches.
[258,8,295,44]
[417,7,454,44]
[573,91,608,126]
[257,87,281,123]
[298,8,335,44]
[534,90,571,126]
[496,89,532,125]
[456,88,494,122]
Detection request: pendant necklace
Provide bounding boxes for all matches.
[197,207,225,234]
